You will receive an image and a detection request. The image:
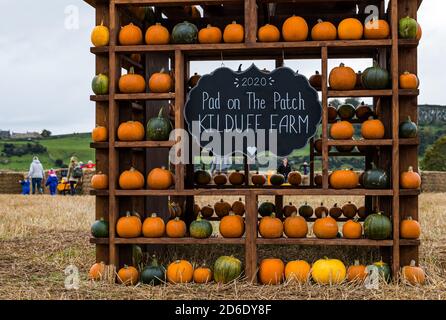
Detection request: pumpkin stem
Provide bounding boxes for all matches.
[238,64,243,72]
[150,213,158,218]
[406,115,412,122]
[174,217,180,221]
[100,20,104,26]
[317,19,323,23]
[125,211,131,217]
[159,67,165,73]
[157,107,164,118]
[354,260,360,266]
[231,21,237,24]
[129,67,135,74]
[405,216,413,221]
[339,63,345,67]
[207,24,212,28]
[408,166,414,172]
[410,260,416,267]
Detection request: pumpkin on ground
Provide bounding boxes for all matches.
[119,67,146,93]
[329,63,356,90]
[400,166,421,189]
[91,218,109,238]
[364,211,392,240]
[145,23,170,45]
[116,211,142,238]
[193,266,212,283]
[214,172,228,186]
[315,202,329,218]
[166,217,186,238]
[342,218,362,239]
[329,169,359,189]
[198,24,222,44]
[258,24,280,42]
[92,125,108,142]
[309,71,322,89]
[270,173,285,186]
[214,199,231,218]
[311,19,337,40]
[282,15,308,42]
[337,103,356,121]
[258,201,275,217]
[251,172,267,186]
[228,170,245,186]
[298,202,314,219]
[147,167,174,190]
[219,213,245,238]
[361,118,385,139]
[119,167,145,189]
[167,260,194,283]
[283,202,297,218]
[399,16,418,39]
[364,18,390,39]
[259,213,283,238]
[92,74,109,95]
[288,171,302,186]
[117,265,139,285]
[117,120,145,141]
[399,116,418,138]
[146,107,172,141]
[362,164,389,189]
[285,260,310,283]
[194,164,211,186]
[119,23,143,45]
[361,62,390,90]
[91,172,109,190]
[329,203,343,219]
[259,258,285,285]
[313,213,338,239]
[89,261,106,281]
[189,216,213,239]
[338,18,363,40]
[400,71,419,89]
[330,121,354,140]
[142,213,165,238]
[231,198,245,216]
[402,260,425,285]
[172,21,198,44]
[141,256,165,285]
[347,260,367,282]
[283,213,308,238]
[223,21,244,43]
[371,260,391,282]
[213,256,242,283]
[91,21,110,47]
[311,258,346,285]
[400,216,421,239]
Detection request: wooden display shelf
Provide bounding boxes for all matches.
[328,89,419,98]
[90,237,245,245]
[327,139,393,146]
[90,141,175,149]
[90,93,175,101]
[257,238,420,246]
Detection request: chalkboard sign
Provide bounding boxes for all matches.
[184,64,322,158]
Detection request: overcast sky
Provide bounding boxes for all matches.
[0,0,442,134]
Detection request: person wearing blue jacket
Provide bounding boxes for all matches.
[45,169,59,196]
[19,177,31,195]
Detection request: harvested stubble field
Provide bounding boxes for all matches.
[0,194,445,300]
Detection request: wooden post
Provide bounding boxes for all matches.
[321,46,329,189]
[245,191,257,283]
[245,0,257,43]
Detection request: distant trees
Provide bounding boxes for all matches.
[41,129,52,137]
[1,143,47,157]
[422,135,446,171]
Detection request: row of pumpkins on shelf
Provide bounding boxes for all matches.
[91,16,421,47]
[89,256,425,286]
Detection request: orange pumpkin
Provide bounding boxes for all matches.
[219,213,245,238]
[313,213,338,239]
[330,169,359,189]
[342,218,362,239]
[284,260,311,283]
[91,172,109,190]
[117,120,145,141]
[329,63,357,90]
[399,71,419,89]
[258,24,280,42]
[117,265,139,285]
[167,260,194,283]
[361,118,385,139]
[166,217,187,238]
[283,213,308,238]
[116,211,142,238]
[330,120,355,140]
[149,68,173,93]
[198,24,222,44]
[347,260,367,282]
[147,167,174,190]
[92,125,108,142]
[311,19,337,40]
[400,166,421,189]
[145,23,170,45]
[89,261,106,280]
[119,23,143,45]
[259,213,283,239]
[193,266,212,283]
[416,23,422,41]
[400,216,421,239]
[119,167,145,190]
[119,67,146,93]
[402,260,425,285]
[223,21,244,43]
[338,18,364,40]
[364,18,390,39]
[282,15,308,41]
[142,213,165,238]
[259,258,285,285]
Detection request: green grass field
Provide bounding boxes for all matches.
[0,133,94,172]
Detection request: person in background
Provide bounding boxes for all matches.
[19,176,30,195]
[28,156,44,194]
[45,169,59,196]
[66,156,82,196]
[277,157,292,181]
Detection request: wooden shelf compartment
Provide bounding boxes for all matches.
[257,238,420,246]
[327,139,393,146]
[90,237,245,245]
[90,93,175,101]
[328,89,419,98]
[90,141,176,149]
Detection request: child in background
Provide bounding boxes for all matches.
[45,169,59,196]
[19,177,30,195]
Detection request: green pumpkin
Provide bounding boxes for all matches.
[399,16,418,39]
[141,256,165,286]
[172,21,198,44]
[270,173,285,186]
[146,107,173,141]
[337,104,356,121]
[92,74,109,95]
[258,201,276,217]
[91,218,109,238]
[362,63,390,90]
[363,164,389,189]
[399,116,418,138]
[371,260,391,283]
[364,211,392,240]
[194,163,211,186]
[213,256,242,284]
[189,216,213,239]
[298,202,314,219]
